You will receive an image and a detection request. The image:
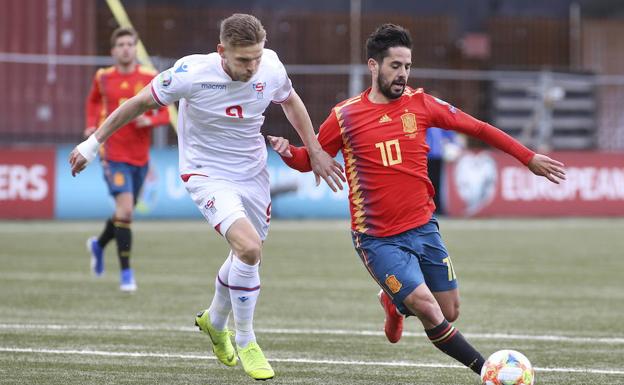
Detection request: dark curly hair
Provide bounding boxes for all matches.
[366,23,412,63]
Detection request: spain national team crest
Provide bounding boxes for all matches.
[113,172,125,187]
[401,112,417,138]
[385,274,402,294]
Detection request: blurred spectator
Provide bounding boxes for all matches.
[520,73,565,152]
[426,127,463,215]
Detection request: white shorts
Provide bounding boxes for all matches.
[184,169,271,240]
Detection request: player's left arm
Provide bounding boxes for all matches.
[280,90,345,191]
[424,94,565,184]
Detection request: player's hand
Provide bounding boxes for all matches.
[69,147,88,177]
[309,147,346,193]
[134,115,152,128]
[267,135,292,157]
[528,154,566,184]
[83,126,96,138]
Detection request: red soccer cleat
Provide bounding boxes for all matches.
[378,289,404,343]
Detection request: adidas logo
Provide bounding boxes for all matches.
[379,114,392,123]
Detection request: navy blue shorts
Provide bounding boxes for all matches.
[102,160,148,202]
[351,217,457,315]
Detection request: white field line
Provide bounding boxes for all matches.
[1,323,623,345]
[0,346,622,375]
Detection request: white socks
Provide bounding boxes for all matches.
[206,252,261,348]
[207,253,234,331]
[228,256,260,348]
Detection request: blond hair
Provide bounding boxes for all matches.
[220,13,266,47]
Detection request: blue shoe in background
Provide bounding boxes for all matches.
[120,268,137,292]
[86,236,104,276]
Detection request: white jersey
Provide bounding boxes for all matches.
[150,49,293,181]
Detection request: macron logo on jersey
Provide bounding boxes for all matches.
[175,62,188,73]
[201,83,226,90]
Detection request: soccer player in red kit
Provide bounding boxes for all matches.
[85,27,169,291]
[269,24,565,376]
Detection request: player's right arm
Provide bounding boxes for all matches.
[69,85,159,176]
[71,61,190,177]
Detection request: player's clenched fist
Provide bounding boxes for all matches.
[69,133,100,176]
[267,135,292,157]
[69,148,88,177]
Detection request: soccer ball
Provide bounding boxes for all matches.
[480,349,535,385]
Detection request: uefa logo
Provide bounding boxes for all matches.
[453,152,498,215]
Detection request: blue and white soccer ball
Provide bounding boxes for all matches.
[480,349,535,385]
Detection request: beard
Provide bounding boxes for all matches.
[377,75,406,100]
[117,54,135,66]
[227,67,254,82]
[236,72,254,82]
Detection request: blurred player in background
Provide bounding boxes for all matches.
[269,23,565,377]
[84,27,169,292]
[70,14,344,380]
[425,126,462,215]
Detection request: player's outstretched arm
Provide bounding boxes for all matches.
[280,90,345,192]
[527,153,566,184]
[69,85,159,176]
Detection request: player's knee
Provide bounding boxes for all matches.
[236,240,262,265]
[115,204,134,222]
[115,210,133,222]
[444,304,460,323]
[404,294,440,323]
[434,290,461,322]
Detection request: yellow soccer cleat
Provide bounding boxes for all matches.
[237,342,275,380]
[195,310,237,367]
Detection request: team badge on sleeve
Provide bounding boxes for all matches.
[159,71,172,87]
[434,97,457,114]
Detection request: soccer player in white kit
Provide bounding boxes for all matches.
[69,14,345,380]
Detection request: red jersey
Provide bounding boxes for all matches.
[85,64,169,166]
[282,87,535,237]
